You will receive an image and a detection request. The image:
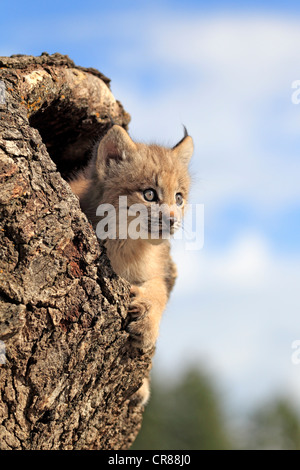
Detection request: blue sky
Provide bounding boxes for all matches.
[2,0,300,412]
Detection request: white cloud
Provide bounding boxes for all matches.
[156,231,300,408]
[171,232,280,294]
[152,14,300,89]
[109,12,300,211]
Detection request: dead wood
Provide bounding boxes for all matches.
[0,52,151,450]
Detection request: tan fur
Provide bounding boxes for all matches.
[69,125,193,403]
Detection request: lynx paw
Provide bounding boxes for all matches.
[127,286,157,351]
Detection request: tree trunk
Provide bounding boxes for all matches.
[0,53,151,450]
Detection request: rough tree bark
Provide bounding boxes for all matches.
[0,53,152,450]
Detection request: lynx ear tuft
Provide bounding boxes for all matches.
[172,126,194,165]
[96,125,136,171]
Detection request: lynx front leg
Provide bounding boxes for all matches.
[127,280,168,351]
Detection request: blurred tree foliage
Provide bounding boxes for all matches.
[132,367,300,450]
[132,367,231,450]
[243,399,300,450]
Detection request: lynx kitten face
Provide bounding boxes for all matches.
[75,125,193,241]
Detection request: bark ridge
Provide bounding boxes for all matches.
[0,53,151,450]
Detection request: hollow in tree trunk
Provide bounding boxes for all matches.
[0,53,152,450]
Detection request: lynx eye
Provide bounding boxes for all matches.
[175,193,183,206]
[143,188,158,202]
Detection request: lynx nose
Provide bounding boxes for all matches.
[169,216,176,227]
[164,211,177,228]
[168,210,177,227]
[159,211,177,232]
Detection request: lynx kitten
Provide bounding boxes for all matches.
[70,125,193,403]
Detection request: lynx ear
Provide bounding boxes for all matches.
[96,125,136,172]
[172,126,194,165]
